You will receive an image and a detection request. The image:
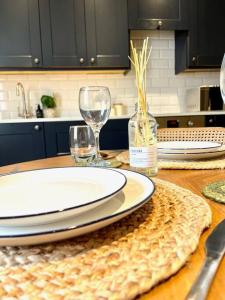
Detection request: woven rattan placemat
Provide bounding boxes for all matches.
[116,151,225,170]
[0,179,211,299]
[202,180,225,204]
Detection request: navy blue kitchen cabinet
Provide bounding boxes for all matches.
[0,0,129,69]
[44,121,85,157]
[0,0,42,68]
[100,119,129,150]
[0,123,45,167]
[0,120,129,166]
[128,0,190,30]
[44,119,129,158]
[175,0,225,73]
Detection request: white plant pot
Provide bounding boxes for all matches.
[43,108,56,118]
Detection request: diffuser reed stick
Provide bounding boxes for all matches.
[128,38,155,146]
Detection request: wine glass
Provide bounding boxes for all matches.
[220,53,225,103]
[79,86,111,166]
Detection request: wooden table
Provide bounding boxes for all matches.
[0,155,225,300]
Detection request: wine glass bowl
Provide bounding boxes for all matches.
[220,53,225,103]
[79,86,111,166]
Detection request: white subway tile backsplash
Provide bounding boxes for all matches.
[169,40,175,49]
[151,39,169,49]
[0,30,220,118]
[152,78,169,88]
[0,91,8,100]
[160,49,174,59]
[150,59,169,69]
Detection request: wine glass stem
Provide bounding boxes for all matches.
[94,130,101,159]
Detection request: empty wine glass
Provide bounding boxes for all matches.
[220,53,225,103]
[79,86,111,166]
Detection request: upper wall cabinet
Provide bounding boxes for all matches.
[0,0,42,68]
[175,0,225,73]
[128,0,189,30]
[0,0,129,69]
[85,0,129,68]
[192,0,225,67]
[39,0,87,68]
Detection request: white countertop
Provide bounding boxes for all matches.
[0,111,225,123]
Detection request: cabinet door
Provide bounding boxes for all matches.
[39,0,87,67]
[0,123,45,167]
[44,121,85,157]
[191,0,225,67]
[100,119,129,150]
[0,0,42,68]
[85,0,129,68]
[128,0,189,30]
[44,120,128,157]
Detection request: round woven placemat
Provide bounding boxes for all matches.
[202,180,225,204]
[0,179,211,300]
[116,151,225,170]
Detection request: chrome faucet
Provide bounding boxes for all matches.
[16,82,31,118]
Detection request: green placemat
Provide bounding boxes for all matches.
[202,180,225,204]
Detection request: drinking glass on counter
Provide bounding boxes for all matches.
[79,86,111,166]
[69,125,96,165]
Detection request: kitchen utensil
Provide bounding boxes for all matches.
[186,219,225,300]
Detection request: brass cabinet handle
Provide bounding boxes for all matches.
[80,58,85,64]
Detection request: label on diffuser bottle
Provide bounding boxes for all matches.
[129,146,157,168]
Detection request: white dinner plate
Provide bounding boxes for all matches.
[0,167,127,227]
[158,141,222,154]
[0,169,155,246]
[158,146,225,160]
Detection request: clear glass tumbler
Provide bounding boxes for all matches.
[69,125,96,166]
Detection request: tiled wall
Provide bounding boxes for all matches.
[0,30,220,119]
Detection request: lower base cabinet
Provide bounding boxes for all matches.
[0,123,45,167]
[44,119,129,157]
[0,119,129,166]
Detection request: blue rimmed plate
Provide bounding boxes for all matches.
[0,169,155,246]
[0,167,126,227]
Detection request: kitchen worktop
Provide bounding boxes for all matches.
[0,110,224,123]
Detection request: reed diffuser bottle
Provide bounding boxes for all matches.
[128,37,158,177]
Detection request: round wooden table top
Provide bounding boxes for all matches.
[0,155,225,300]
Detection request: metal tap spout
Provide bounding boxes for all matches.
[16,82,31,118]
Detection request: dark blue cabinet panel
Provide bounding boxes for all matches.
[85,0,129,68]
[0,0,129,69]
[128,0,190,30]
[44,121,85,157]
[175,0,225,73]
[0,0,42,68]
[39,0,87,68]
[44,119,129,158]
[0,123,45,166]
[100,119,129,150]
[0,119,129,166]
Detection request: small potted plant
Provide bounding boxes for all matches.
[41,95,57,118]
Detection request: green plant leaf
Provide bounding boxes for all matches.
[41,95,56,108]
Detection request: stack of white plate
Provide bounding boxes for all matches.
[0,167,155,246]
[157,141,225,160]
